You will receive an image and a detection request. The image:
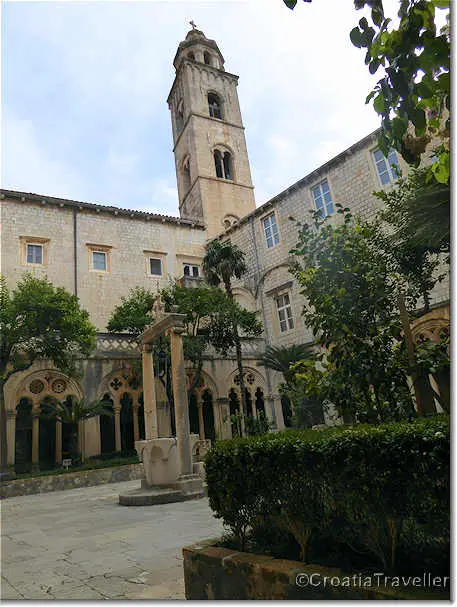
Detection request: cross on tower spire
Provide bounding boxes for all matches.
[189,20,197,30]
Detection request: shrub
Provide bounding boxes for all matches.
[205,417,449,573]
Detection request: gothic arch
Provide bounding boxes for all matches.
[14,369,83,409]
[410,306,450,344]
[231,286,256,312]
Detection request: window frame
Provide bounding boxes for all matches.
[20,236,50,267]
[311,180,334,218]
[275,292,294,333]
[183,263,200,278]
[92,250,107,272]
[262,212,280,249]
[86,243,112,273]
[26,243,44,265]
[372,147,401,186]
[149,257,163,277]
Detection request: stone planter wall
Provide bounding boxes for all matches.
[0,464,144,499]
[183,539,450,600]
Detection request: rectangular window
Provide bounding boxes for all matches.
[92,251,107,272]
[183,263,200,278]
[312,180,334,218]
[276,293,294,332]
[263,213,280,248]
[373,148,401,185]
[26,243,43,265]
[149,258,162,276]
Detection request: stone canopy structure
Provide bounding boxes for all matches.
[1,27,449,471]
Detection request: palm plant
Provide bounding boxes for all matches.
[203,240,249,420]
[202,240,247,297]
[41,397,113,461]
[259,344,314,386]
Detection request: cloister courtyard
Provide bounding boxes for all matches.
[1,480,223,600]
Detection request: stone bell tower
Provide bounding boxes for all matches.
[167,25,256,238]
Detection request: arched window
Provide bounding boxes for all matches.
[204,51,211,65]
[182,156,191,192]
[188,52,195,61]
[214,149,233,180]
[208,93,222,119]
[176,99,184,132]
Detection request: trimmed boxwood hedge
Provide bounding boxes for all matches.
[205,417,449,574]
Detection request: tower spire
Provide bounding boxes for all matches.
[167,30,255,237]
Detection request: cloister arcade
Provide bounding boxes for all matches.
[6,363,270,472]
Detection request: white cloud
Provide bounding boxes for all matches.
[1,111,87,199]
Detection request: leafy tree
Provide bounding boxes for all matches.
[284,0,450,177]
[161,282,262,397]
[41,397,113,463]
[290,208,416,423]
[107,283,262,413]
[202,240,251,420]
[107,287,155,339]
[0,274,97,476]
[284,0,450,250]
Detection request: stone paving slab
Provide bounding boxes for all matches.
[1,479,224,600]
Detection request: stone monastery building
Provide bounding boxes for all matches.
[1,27,449,471]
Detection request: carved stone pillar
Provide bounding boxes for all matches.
[113,397,122,453]
[142,344,158,439]
[271,393,284,431]
[32,406,40,468]
[197,395,205,441]
[6,410,16,466]
[170,327,192,477]
[132,403,140,443]
[55,420,62,464]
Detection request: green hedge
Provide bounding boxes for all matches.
[205,417,449,574]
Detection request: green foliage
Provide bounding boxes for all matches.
[205,416,449,572]
[0,274,96,382]
[290,208,416,422]
[259,344,314,386]
[41,397,113,457]
[285,1,450,174]
[202,240,247,297]
[375,167,450,258]
[106,287,155,338]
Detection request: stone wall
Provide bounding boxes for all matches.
[0,463,144,499]
[183,540,449,600]
[1,194,206,331]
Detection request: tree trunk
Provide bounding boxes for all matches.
[0,379,9,479]
[224,279,248,432]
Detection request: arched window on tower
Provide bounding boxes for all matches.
[208,93,222,119]
[182,156,191,193]
[176,99,184,132]
[204,51,211,65]
[188,52,195,61]
[214,149,233,180]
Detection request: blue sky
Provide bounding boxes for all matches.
[2,0,400,216]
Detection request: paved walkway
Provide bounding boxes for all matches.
[1,480,224,600]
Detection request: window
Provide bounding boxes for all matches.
[26,243,43,265]
[188,52,195,61]
[373,148,401,185]
[182,156,191,192]
[208,93,222,119]
[276,293,294,332]
[183,263,200,278]
[214,149,232,180]
[176,99,184,132]
[263,213,280,248]
[92,251,107,271]
[312,180,334,218]
[149,258,162,276]
[20,236,49,267]
[204,51,211,65]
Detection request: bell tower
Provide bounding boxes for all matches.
[167,25,256,238]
